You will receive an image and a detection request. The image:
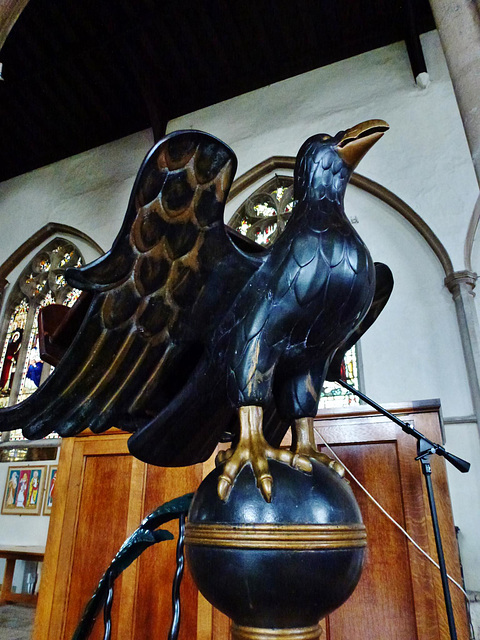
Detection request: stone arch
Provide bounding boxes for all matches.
[465,194,480,273]
[0,222,104,293]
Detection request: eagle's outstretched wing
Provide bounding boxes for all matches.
[0,130,262,441]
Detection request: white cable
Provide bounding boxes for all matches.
[314,429,468,599]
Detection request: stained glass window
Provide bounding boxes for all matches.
[0,298,29,408]
[228,175,362,409]
[229,176,296,247]
[0,238,84,446]
[317,347,360,409]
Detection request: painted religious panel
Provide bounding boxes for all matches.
[1,465,46,515]
[43,465,57,515]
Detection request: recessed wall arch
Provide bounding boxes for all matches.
[229,156,454,278]
[0,222,105,295]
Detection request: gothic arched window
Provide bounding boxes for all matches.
[0,238,84,448]
[228,175,361,409]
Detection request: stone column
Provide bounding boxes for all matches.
[445,270,480,434]
[429,0,480,184]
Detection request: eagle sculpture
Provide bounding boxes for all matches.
[0,121,393,502]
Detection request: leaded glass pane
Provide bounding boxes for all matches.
[0,298,29,406]
[65,287,82,307]
[9,429,27,441]
[17,294,54,401]
[229,176,295,247]
[318,347,360,409]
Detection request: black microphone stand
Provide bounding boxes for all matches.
[337,379,470,640]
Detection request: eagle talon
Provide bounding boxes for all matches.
[293,417,344,477]
[215,448,233,467]
[329,460,345,478]
[217,475,234,501]
[258,474,273,502]
[291,453,313,474]
[216,406,313,502]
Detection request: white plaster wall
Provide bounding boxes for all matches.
[0,128,154,268]
[344,186,472,417]
[444,422,480,591]
[345,185,480,592]
[169,31,478,272]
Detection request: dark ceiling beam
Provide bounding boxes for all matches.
[296,0,322,64]
[10,80,59,148]
[102,57,148,129]
[31,69,85,142]
[0,83,41,148]
[196,6,234,79]
[215,0,250,79]
[143,8,200,102]
[231,3,275,84]
[401,0,428,83]
[269,0,307,74]
[64,50,119,132]
[127,32,170,141]
[166,2,216,92]
[0,0,437,183]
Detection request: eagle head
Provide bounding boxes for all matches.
[294,119,389,203]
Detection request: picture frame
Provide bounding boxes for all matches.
[1,465,46,515]
[43,465,58,515]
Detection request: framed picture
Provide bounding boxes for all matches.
[43,465,58,515]
[1,465,46,515]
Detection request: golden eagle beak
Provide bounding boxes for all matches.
[336,120,389,169]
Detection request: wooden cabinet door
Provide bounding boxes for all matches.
[33,431,202,640]
[311,402,469,640]
[132,463,203,640]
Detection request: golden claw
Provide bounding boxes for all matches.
[217,406,312,502]
[293,417,345,478]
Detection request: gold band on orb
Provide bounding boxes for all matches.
[231,623,322,640]
[185,522,366,550]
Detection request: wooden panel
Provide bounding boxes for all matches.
[325,442,418,639]
[33,432,139,640]
[63,453,133,640]
[133,463,204,640]
[313,408,469,640]
[33,439,73,639]
[212,606,232,640]
[196,592,232,640]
